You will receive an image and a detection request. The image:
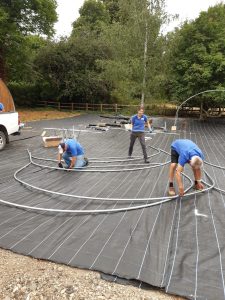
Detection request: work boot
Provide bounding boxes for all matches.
[168,187,176,196]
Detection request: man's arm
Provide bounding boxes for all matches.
[69,156,76,169]
[58,153,62,163]
[146,119,152,131]
[130,122,133,131]
[175,164,184,196]
[192,168,204,189]
[130,117,134,131]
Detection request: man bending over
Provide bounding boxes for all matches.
[58,139,88,169]
[168,139,204,196]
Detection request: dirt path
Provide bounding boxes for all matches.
[18,109,80,123]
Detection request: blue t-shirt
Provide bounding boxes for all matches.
[65,139,84,156]
[171,139,204,167]
[0,103,4,111]
[131,114,148,132]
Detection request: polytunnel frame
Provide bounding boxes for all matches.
[4,145,217,214]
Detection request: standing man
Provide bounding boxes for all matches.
[0,102,5,112]
[128,107,152,163]
[168,139,204,196]
[58,139,88,169]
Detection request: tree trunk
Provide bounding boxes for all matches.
[199,100,203,119]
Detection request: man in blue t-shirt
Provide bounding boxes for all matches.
[58,139,88,169]
[168,139,204,196]
[0,103,5,112]
[128,107,152,163]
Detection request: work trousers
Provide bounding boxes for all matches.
[63,152,86,168]
[128,132,147,159]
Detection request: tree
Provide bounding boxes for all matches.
[99,0,168,104]
[102,0,120,23]
[167,3,225,105]
[0,0,57,81]
[35,36,111,103]
[72,0,110,35]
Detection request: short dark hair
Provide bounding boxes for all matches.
[59,142,65,149]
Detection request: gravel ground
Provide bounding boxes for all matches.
[0,248,185,300]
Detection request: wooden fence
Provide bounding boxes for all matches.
[36,101,225,117]
[36,101,177,116]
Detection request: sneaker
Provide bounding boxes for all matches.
[128,156,133,159]
[84,157,89,166]
[168,187,176,196]
[144,159,150,163]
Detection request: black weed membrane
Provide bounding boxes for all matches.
[0,115,224,300]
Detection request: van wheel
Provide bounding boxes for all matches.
[0,130,7,150]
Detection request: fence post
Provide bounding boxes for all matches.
[100,104,103,113]
[58,102,61,111]
[86,103,88,111]
[115,103,118,113]
[72,103,74,111]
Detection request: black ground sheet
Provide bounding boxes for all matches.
[0,115,224,300]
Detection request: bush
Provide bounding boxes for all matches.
[8,81,56,107]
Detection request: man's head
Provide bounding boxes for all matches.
[137,107,144,117]
[190,156,203,169]
[58,142,66,154]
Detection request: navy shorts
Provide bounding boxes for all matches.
[171,149,179,164]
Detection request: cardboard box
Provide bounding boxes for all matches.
[43,136,62,148]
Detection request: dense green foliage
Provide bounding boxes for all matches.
[34,36,111,103]
[1,0,225,108]
[0,0,57,82]
[166,3,225,105]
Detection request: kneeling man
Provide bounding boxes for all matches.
[58,139,88,169]
[169,139,204,196]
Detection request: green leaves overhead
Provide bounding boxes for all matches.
[0,0,57,80]
[72,0,110,35]
[167,3,225,104]
[0,0,57,36]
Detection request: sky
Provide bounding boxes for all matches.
[54,0,224,37]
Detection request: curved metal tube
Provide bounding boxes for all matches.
[204,161,225,170]
[3,165,213,214]
[31,145,162,164]
[29,150,170,173]
[13,153,215,202]
[174,89,225,127]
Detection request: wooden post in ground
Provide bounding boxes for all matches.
[86,103,88,111]
[100,104,103,113]
[115,103,118,114]
[72,103,74,111]
[58,102,61,111]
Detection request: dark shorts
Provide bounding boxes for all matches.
[171,148,179,164]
